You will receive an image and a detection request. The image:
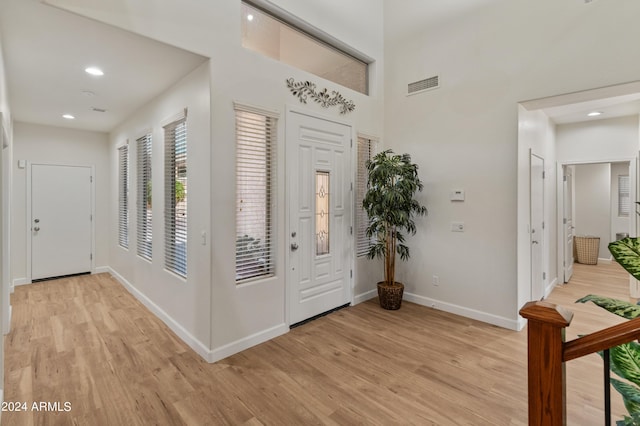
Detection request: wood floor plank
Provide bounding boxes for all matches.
[2,263,636,424]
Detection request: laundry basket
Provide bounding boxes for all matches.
[574,236,600,265]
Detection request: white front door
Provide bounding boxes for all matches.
[530,153,544,300]
[287,111,352,325]
[563,166,574,283]
[31,164,93,280]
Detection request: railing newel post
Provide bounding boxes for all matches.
[520,301,574,426]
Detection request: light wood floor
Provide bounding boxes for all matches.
[2,262,633,425]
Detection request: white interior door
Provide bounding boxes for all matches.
[31,164,93,280]
[287,111,352,325]
[563,166,574,283]
[530,153,544,300]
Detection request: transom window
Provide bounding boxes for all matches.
[241,1,369,95]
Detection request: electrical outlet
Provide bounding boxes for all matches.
[451,222,465,232]
[432,275,439,286]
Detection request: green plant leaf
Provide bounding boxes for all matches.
[612,378,640,417]
[576,294,640,319]
[610,238,640,281]
[610,342,640,388]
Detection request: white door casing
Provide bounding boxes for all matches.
[29,164,93,281]
[530,152,544,300]
[286,110,353,325]
[563,166,574,283]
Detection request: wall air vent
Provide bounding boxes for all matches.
[407,75,440,96]
[91,107,107,113]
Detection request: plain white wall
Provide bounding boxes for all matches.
[611,162,630,241]
[11,122,109,283]
[556,116,640,164]
[384,0,640,328]
[574,163,611,260]
[0,33,11,401]
[517,106,557,317]
[108,61,212,355]
[44,0,385,361]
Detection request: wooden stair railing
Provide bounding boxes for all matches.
[520,300,640,426]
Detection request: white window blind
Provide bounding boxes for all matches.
[619,175,630,217]
[235,105,277,283]
[356,136,375,257]
[118,144,129,248]
[137,133,152,260]
[164,117,187,277]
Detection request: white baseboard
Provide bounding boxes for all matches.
[353,289,377,305]
[107,267,211,362]
[208,323,289,363]
[94,266,110,274]
[517,317,527,331]
[13,278,29,287]
[544,278,558,299]
[3,305,11,335]
[403,292,520,331]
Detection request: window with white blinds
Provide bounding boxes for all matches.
[118,144,129,248]
[235,105,277,283]
[356,136,376,257]
[164,117,187,277]
[619,175,630,217]
[137,133,152,260]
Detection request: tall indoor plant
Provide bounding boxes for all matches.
[363,149,427,310]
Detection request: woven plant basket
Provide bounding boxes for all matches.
[575,236,600,265]
[377,282,405,310]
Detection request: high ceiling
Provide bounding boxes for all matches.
[1,0,639,133]
[0,0,207,133]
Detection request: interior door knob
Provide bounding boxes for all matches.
[34,227,40,232]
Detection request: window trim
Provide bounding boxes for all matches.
[356,135,378,258]
[234,102,279,284]
[164,111,188,278]
[136,132,153,261]
[243,0,374,65]
[117,143,129,249]
[618,174,630,217]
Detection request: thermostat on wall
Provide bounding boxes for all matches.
[450,189,465,201]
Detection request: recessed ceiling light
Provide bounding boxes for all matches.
[85,67,104,76]
[587,111,602,117]
[247,14,254,21]
[62,114,75,120]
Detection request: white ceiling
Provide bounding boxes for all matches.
[1,0,638,133]
[0,0,208,133]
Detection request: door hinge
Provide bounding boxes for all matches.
[563,175,567,182]
[90,175,93,183]
[350,139,353,147]
[543,272,546,280]
[542,171,546,179]
[563,218,567,225]
[350,226,353,235]
[350,269,353,278]
[542,221,545,230]
[90,253,93,260]
[351,182,353,191]
[90,214,93,221]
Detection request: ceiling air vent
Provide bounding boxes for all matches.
[407,75,440,96]
[91,107,107,113]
